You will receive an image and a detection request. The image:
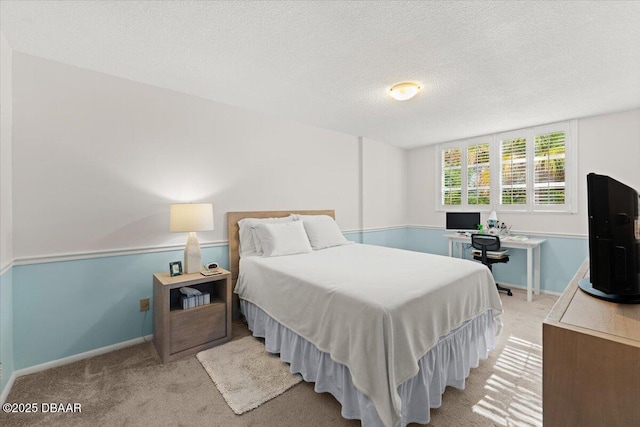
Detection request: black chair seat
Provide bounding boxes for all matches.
[471,234,512,296]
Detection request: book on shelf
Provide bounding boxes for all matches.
[181,292,211,310]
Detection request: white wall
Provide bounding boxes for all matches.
[407,108,640,236]
[12,50,636,259]
[0,33,12,268]
[578,109,640,194]
[362,137,407,229]
[0,31,15,395]
[11,53,411,260]
[406,143,435,228]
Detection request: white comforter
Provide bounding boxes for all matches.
[235,244,503,427]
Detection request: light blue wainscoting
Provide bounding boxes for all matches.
[490,235,588,294]
[361,227,408,249]
[405,227,452,255]
[343,231,363,244]
[405,227,589,294]
[345,228,408,248]
[9,227,589,373]
[1,267,14,393]
[12,245,228,370]
[10,230,396,371]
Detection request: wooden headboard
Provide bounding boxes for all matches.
[226,209,335,286]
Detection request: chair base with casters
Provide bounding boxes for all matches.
[471,234,513,297]
[496,283,513,296]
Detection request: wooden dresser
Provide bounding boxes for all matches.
[543,259,640,426]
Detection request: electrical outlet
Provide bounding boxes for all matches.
[140,298,150,312]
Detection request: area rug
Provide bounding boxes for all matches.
[196,336,302,414]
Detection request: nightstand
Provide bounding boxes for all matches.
[153,268,232,363]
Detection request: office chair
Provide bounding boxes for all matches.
[471,234,512,296]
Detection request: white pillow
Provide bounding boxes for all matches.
[293,214,350,250]
[252,221,313,257]
[238,215,293,257]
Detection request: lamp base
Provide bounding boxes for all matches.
[184,232,202,274]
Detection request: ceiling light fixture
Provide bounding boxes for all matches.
[388,82,422,101]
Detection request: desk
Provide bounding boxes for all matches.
[445,234,545,302]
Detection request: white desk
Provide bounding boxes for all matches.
[445,234,545,302]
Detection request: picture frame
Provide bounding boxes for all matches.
[169,261,183,277]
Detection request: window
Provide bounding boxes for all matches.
[439,139,491,208]
[441,147,462,205]
[534,131,566,205]
[500,135,527,206]
[467,143,491,205]
[437,120,577,213]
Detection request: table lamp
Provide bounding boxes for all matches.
[169,203,214,274]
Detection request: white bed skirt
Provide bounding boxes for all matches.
[240,299,496,427]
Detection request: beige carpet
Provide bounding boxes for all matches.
[0,288,557,427]
[197,336,302,414]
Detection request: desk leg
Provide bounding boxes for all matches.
[534,245,541,295]
[527,247,533,302]
[448,240,453,257]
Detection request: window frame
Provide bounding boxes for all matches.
[466,139,492,207]
[497,129,530,212]
[529,121,577,213]
[435,120,578,214]
[436,136,494,212]
[440,145,463,207]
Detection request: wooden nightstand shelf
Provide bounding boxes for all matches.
[153,269,232,363]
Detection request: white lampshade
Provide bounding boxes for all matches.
[169,203,214,232]
[169,203,214,274]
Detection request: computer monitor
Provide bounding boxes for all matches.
[446,212,481,231]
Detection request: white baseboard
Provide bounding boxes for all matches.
[498,282,562,297]
[15,334,154,377]
[0,371,17,405]
[1,334,153,404]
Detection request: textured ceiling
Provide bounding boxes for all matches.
[1,1,639,148]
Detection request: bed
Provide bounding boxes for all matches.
[227,210,503,427]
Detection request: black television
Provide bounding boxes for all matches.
[580,173,640,303]
[446,212,481,232]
